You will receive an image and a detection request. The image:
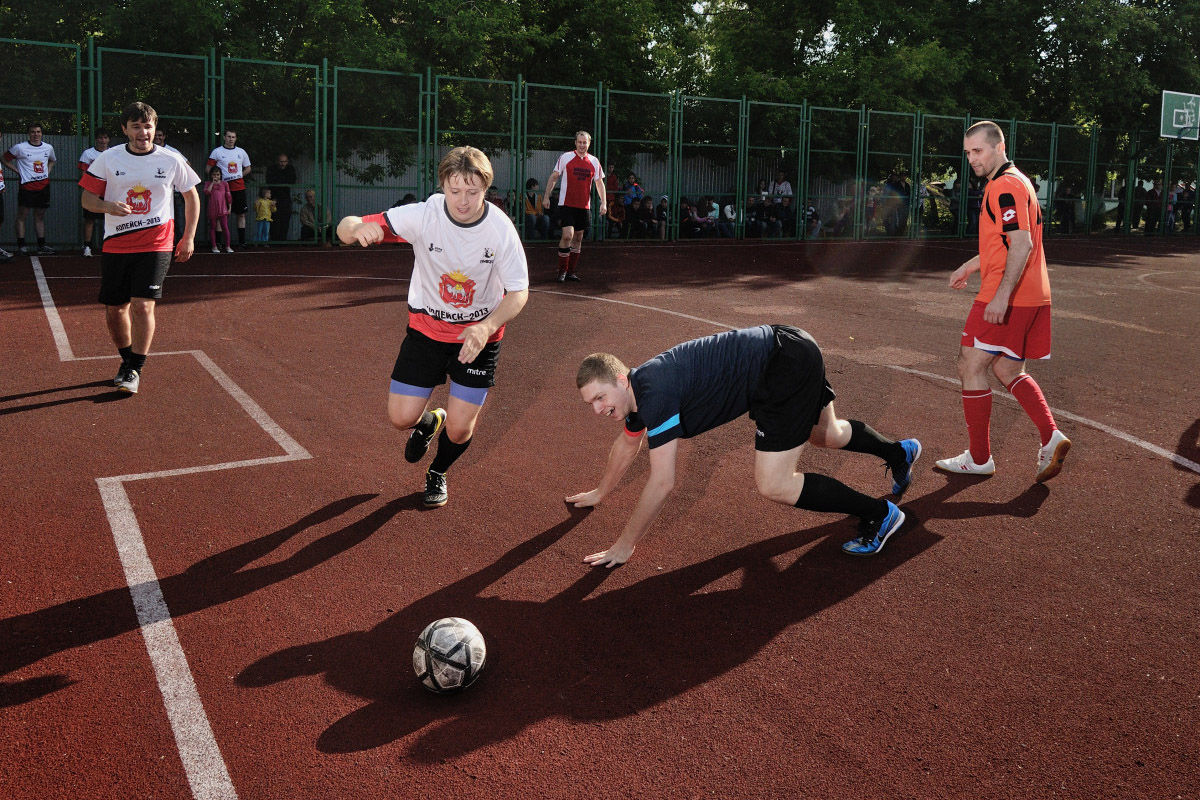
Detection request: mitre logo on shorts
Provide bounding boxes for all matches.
[1002,208,1017,223]
[438,270,476,308]
[126,184,153,214]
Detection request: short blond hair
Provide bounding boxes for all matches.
[438,146,493,191]
[577,353,628,389]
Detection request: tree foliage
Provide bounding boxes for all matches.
[2,0,1197,129]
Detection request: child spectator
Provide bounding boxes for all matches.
[254,186,275,245]
[204,166,233,253]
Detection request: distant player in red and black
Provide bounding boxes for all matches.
[935,120,1070,482]
[543,130,607,281]
[79,102,201,394]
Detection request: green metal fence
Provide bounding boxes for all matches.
[3,36,1198,250]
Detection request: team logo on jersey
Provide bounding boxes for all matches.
[438,270,476,308]
[126,183,153,214]
[227,162,238,174]
[33,160,45,174]
[1002,208,1017,223]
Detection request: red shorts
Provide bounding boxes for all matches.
[960,301,1052,361]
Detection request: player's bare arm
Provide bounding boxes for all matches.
[542,171,560,209]
[595,176,607,216]
[81,190,132,216]
[949,255,981,290]
[567,428,645,508]
[336,215,385,247]
[457,289,529,364]
[983,229,1033,324]
[175,187,201,263]
[583,438,678,568]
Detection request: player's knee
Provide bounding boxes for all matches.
[444,418,476,444]
[754,471,793,504]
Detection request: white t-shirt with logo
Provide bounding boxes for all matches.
[376,196,529,343]
[3,141,56,189]
[206,145,251,191]
[79,144,200,253]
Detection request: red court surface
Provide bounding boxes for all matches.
[2,237,1198,799]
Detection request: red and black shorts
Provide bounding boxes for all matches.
[391,326,503,391]
[749,325,837,452]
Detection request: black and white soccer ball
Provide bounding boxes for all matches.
[412,617,487,694]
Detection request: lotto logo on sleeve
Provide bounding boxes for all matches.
[1002,208,1017,223]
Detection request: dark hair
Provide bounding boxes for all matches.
[121,102,158,127]
[525,177,539,190]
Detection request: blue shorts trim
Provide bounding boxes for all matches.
[449,380,488,406]
[389,380,433,398]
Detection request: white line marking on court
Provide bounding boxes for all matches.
[32,257,317,800]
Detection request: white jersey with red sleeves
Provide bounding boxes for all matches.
[79,144,200,253]
[4,141,56,190]
[552,151,603,209]
[78,146,105,172]
[206,145,251,191]
[377,196,529,344]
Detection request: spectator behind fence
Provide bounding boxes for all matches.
[523,178,551,239]
[78,130,110,256]
[299,188,330,244]
[744,195,765,237]
[755,178,769,198]
[623,173,644,206]
[769,170,792,203]
[1178,181,1194,230]
[718,199,735,238]
[606,198,626,237]
[207,129,251,248]
[3,122,56,255]
[805,201,821,238]
[265,153,296,241]
[1144,179,1163,233]
[486,185,507,213]
[655,195,669,239]
[688,197,715,236]
[627,197,648,238]
[830,196,852,237]
[254,186,275,246]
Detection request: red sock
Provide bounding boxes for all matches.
[1007,374,1057,446]
[963,389,992,464]
[557,249,569,275]
[568,249,581,273]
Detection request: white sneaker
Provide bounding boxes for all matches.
[82,245,92,257]
[934,450,996,476]
[1035,429,1071,483]
[212,246,221,253]
[224,246,235,253]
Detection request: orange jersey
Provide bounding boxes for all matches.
[976,162,1051,307]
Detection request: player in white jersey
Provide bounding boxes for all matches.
[207,130,252,248]
[338,146,530,507]
[77,131,110,256]
[2,123,57,254]
[79,102,201,395]
[0,133,9,262]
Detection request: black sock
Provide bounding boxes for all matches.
[429,429,470,474]
[37,236,46,247]
[845,420,903,468]
[128,352,147,372]
[17,237,25,249]
[795,472,887,521]
[238,227,246,245]
[118,345,134,365]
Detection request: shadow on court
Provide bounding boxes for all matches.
[0,493,398,707]
[237,506,945,758]
[0,380,132,414]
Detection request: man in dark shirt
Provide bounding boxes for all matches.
[265,153,296,241]
[569,325,921,566]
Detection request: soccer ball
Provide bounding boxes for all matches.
[412,617,487,694]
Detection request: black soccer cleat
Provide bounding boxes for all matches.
[423,469,448,508]
[405,408,446,464]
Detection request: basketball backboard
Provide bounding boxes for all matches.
[1160,90,1199,140]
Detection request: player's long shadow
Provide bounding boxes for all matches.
[0,492,402,707]
[0,379,130,414]
[1176,419,1200,509]
[237,508,943,758]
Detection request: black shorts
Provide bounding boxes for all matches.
[748,325,836,452]
[230,188,248,215]
[83,208,105,221]
[556,205,590,232]
[391,326,503,390]
[98,250,172,304]
[18,186,51,209]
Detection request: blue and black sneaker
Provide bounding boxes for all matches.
[842,501,905,557]
[889,438,922,498]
